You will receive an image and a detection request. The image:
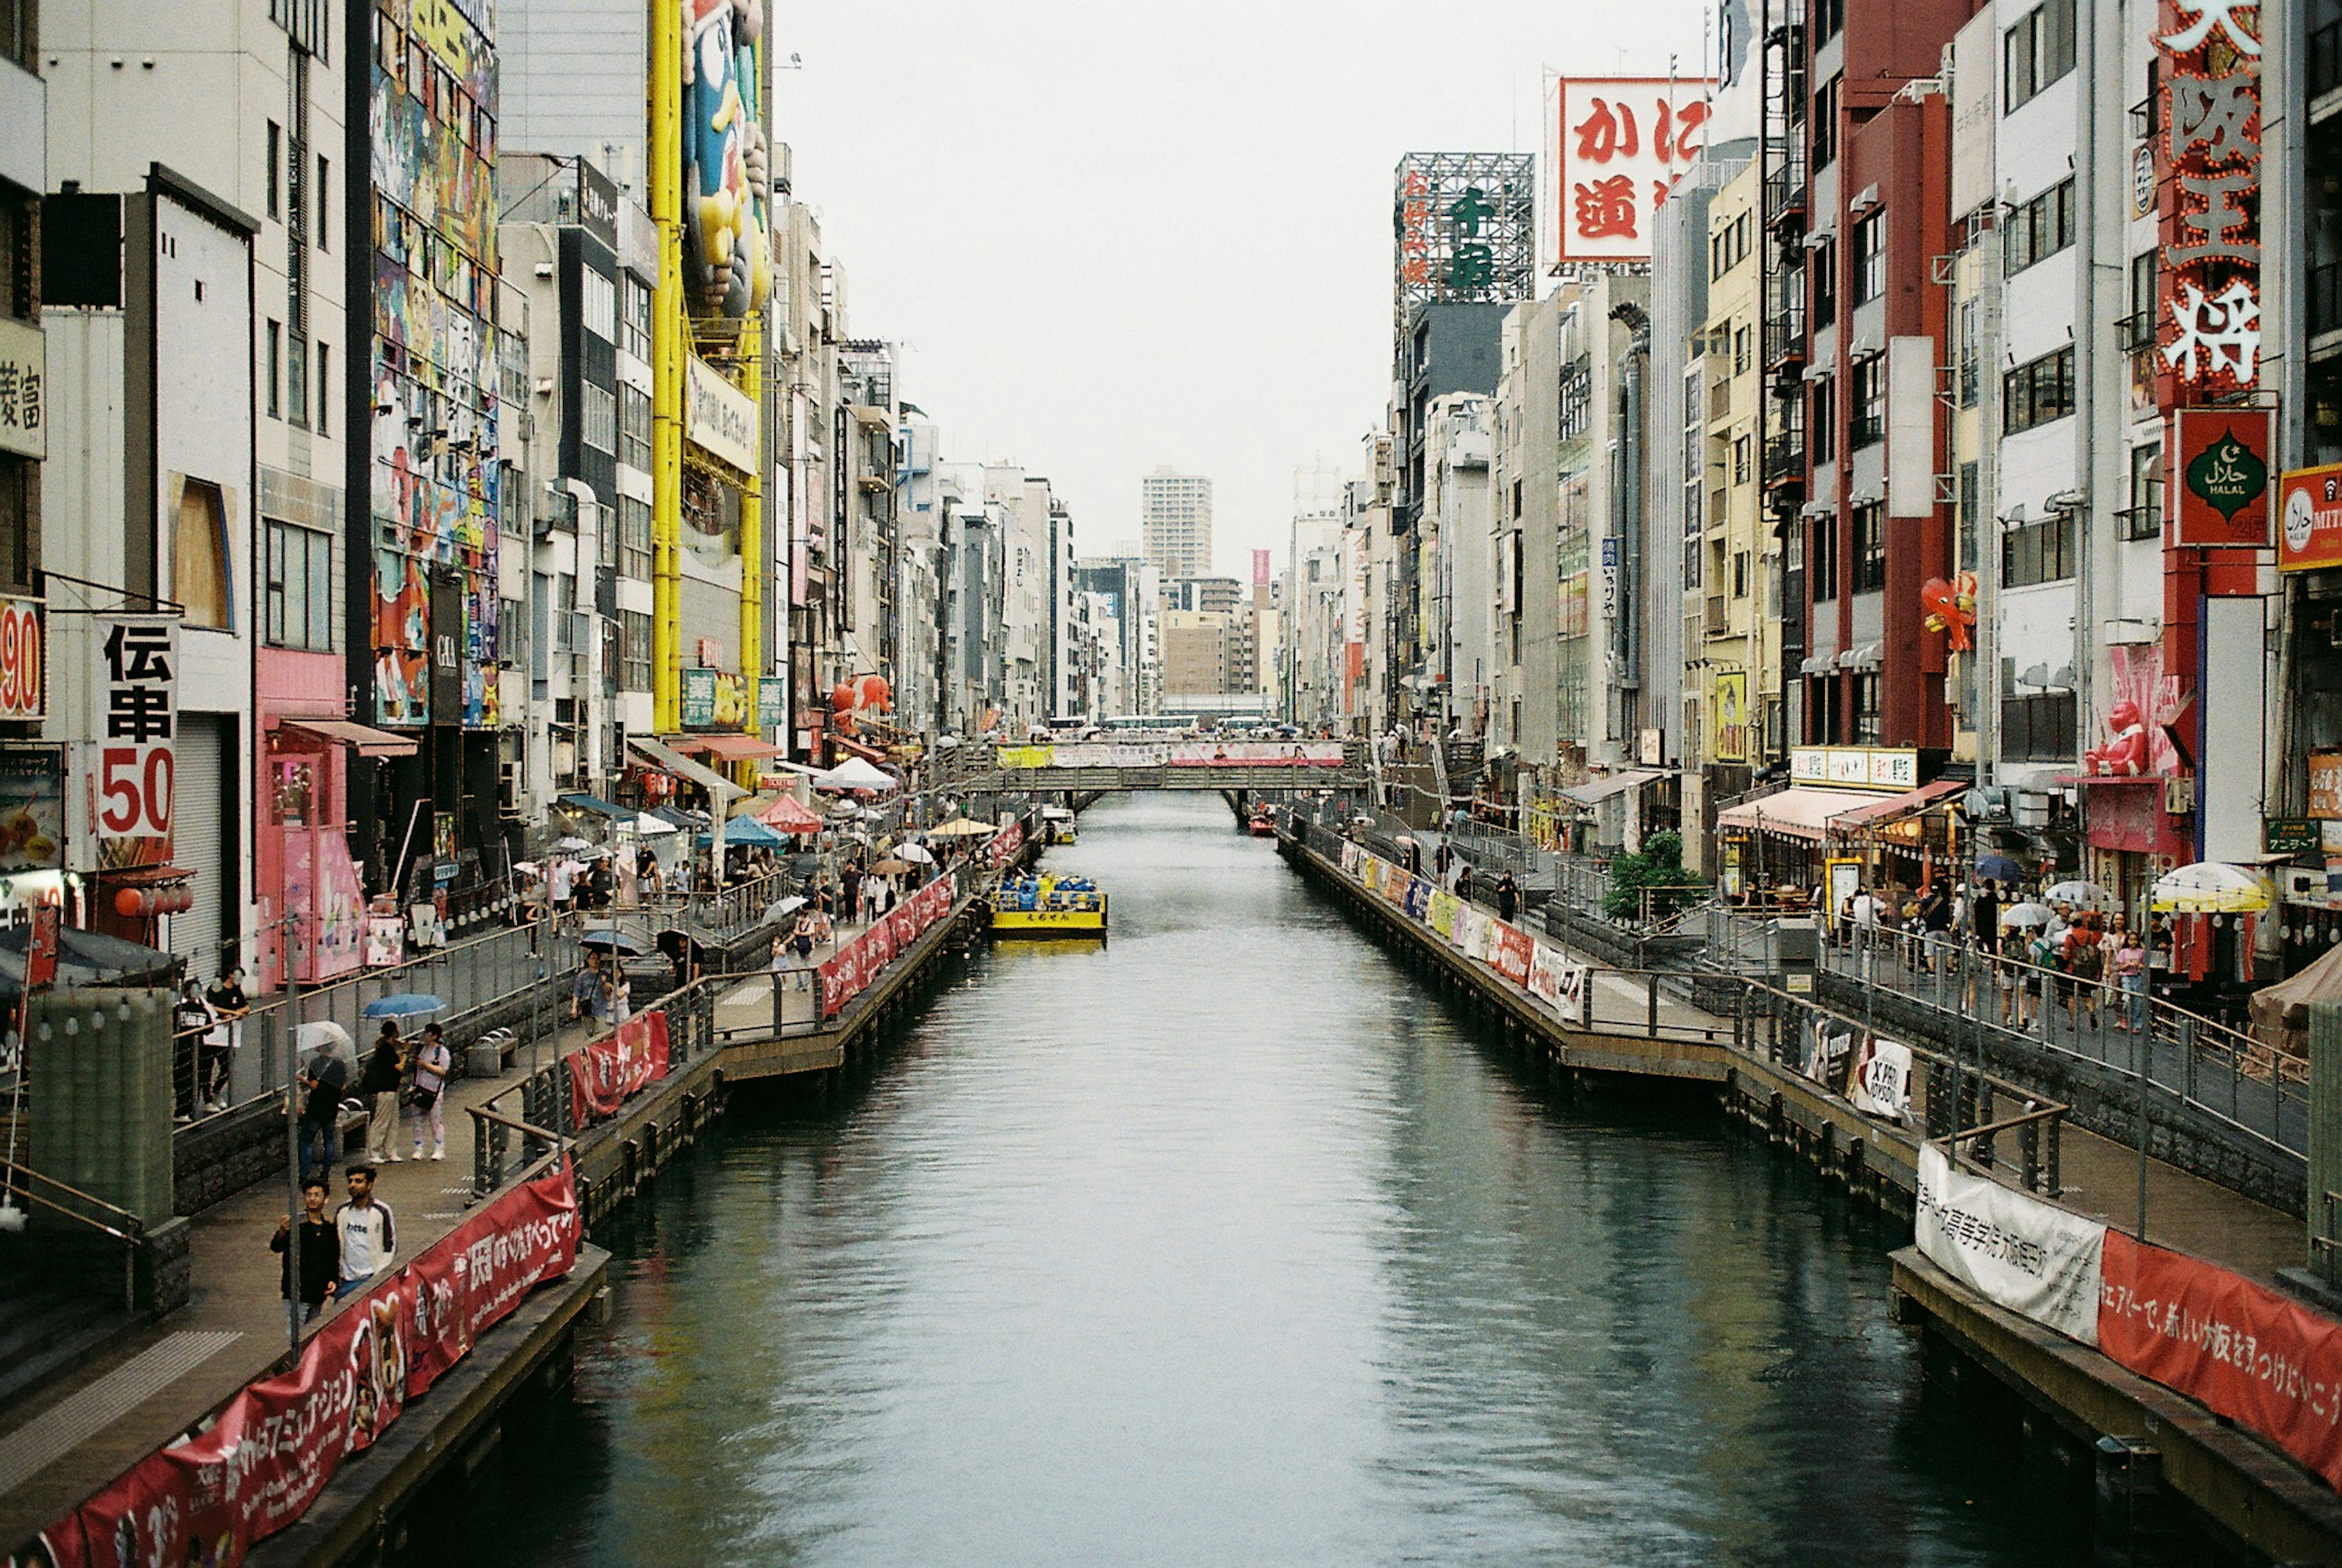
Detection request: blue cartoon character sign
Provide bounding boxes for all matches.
[683,0,772,319]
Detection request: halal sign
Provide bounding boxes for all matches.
[2172,407,2272,547]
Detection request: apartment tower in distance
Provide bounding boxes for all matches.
[1141,466,1212,579]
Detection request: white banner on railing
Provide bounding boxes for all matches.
[1849,1036,1913,1123]
[1916,1143,2105,1345]
[1526,943,1592,1029]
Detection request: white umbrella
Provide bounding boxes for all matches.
[2001,902,2055,928]
[294,1020,357,1078]
[2043,880,2114,909]
[771,895,808,916]
[898,842,935,865]
[814,756,898,792]
[554,836,592,852]
[2152,862,2273,915]
[630,814,678,837]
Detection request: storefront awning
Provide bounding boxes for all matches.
[628,737,747,803]
[829,732,890,765]
[1560,768,1664,806]
[1823,778,1966,835]
[556,792,634,821]
[1716,786,1898,843]
[279,719,418,757]
[690,734,783,761]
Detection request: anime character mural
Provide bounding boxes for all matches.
[683,0,772,319]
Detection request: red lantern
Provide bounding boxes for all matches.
[114,887,146,918]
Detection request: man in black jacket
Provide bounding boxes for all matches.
[271,1176,336,1324]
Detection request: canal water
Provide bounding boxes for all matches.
[470,793,2089,1566]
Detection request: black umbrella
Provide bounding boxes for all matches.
[1974,853,2024,884]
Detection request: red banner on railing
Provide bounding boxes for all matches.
[37,1161,578,1568]
[986,821,1025,870]
[818,873,958,1019]
[1486,920,1534,985]
[2098,1229,2342,1491]
[568,1012,670,1126]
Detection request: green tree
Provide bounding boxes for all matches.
[1602,829,1707,925]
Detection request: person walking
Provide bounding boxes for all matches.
[407,1023,452,1161]
[2113,920,2149,1034]
[2065,914,2104,1028]
[202,968,250,1112]
[550,857,575,914]
[1971,879,2002,958]
[1494,870,1520,925]
[296,1037,350,1183]
[609,969,633,1026]
[359,1020,407,1164]
[571,950,607,1025]
[332,1165,396,1301]
[172,981,215,1122]
[271,1176,337,1325]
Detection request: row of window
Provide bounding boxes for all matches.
[2004,346,2075,434]
[2002,177,2074,277]
[263,120,329,253]
[263,320,329,435]
[2002,513,2077,589]
[1807,504,1888,601]
[2005,0,2080,113]
[1711,209,1753,281]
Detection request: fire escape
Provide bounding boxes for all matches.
[1762,0,1810,764]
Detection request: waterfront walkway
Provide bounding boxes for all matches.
[0,899,901,1554]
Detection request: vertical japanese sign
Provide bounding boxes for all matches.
[1394,152,1535,332]
[2158,0,2261,394]
[1550,79,1716,267]
[90,616,177,867]
[1342,528,1367,715]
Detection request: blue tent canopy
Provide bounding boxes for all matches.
[700,815,789,848]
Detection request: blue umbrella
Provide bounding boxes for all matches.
[1974,853,2024,884]
[362,992,446,1020]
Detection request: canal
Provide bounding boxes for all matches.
[467,792,2089,1565]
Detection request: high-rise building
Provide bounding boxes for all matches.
[1141,466,1212,579]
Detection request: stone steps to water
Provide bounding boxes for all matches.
[0,1264,141,1415]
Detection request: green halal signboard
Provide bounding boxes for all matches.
[679,667,717,729]
[2174,408,2273,548]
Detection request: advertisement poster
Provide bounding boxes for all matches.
[2172,409,2273,548]
[0,744,63,874]
[2280,462,2342,573]
[569,1011,671,1125]
[1915,1144,2106,1344]
[87,616,177,869]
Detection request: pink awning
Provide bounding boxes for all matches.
[1716,786,1898,844]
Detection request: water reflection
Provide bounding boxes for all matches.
[476,793,2082,1566]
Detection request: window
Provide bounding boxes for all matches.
[620,276,651,361]
[287,327,307,428]
[1811,515,1840,601]
[315,341,329,437]
[1733,325,1752,376]
[1812,239,1838,328]
[2001,177,2075,276]
[2123,443,2164,540]
[1853,211,1887,303]
[173,478,231,628]
[1852,356,1886,447]
[266,121,281,219]
[1813,0,1843,45]
[1733,434,1753,484]
[618,495,653,581]
[2002,346,2075,433]
[1853,673,1882,743]
[2001,692,2079,760]
[581,384,616,454]
[1812,76,1840,168]
[2005,0,2079,112]
[618,382,651,472]
[1732,550,1750,600]
[2002,512,2078,587]
[581,267,616,343]
[1852,501,1886,592]
[1810,378,1836,464]
[2124,251,2159,354]
[621,611,653,692]
[315,155,329,249]
[265,319,281,417]
[263,520,334,651]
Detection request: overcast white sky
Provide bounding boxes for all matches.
[774,2,1705,579]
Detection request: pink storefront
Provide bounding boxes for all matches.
[256,648,412,989]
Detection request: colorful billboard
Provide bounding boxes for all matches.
[1393,152,1535,332]
[684,0,773,318]
[2156,0,2261,395]
[2280,462,2342,573]
[1549,78,1715,267]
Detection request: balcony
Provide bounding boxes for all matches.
[1705,595,1728,636]
[1763,436,1806,490]
[1764,161,1808,229]
[2116,501,2163,542]
[1764,311,1807,372]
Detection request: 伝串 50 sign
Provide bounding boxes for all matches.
[0,596,45,719]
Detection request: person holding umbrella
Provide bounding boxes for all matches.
[407,1022,452,1161]
[296,1034,351,1183]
